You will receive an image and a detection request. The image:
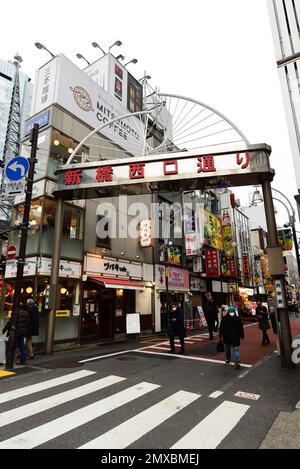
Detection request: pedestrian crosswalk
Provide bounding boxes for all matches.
[0,369,253,449]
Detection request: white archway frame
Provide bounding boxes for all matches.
[66,109,157,165]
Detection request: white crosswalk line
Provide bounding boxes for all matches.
[171,400,250,449]
[79,390,200,449]
[0,370,95,405]
[0,375,125,428]
[0,381,160,449]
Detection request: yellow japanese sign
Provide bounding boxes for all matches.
[55,310,71,317]
[222,225,234,257]
[204,210,223,250]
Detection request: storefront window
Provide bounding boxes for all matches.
[40,199,84,259]
[48,129,88,179]
[9,199,43,255]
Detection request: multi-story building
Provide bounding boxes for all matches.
[1,52,255,349]
[267,0,300,215]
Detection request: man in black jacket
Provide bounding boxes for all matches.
[204,296,219,340]
[25,299,39,359]
[167,302,185,354]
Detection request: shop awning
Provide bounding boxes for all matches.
[90,277,145,291]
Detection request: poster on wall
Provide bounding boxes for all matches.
[277,229,293,251]
[203,210,223,250]
[127,72,143,112]
[114,77,123,101]
[167,245,182,266]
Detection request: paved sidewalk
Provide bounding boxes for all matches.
[260,409,300,449]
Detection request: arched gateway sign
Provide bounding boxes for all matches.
[46,113,293,368]
[54,143,273,199]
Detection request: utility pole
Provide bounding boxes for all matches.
[5,124,39,370]
[262,178,294,368]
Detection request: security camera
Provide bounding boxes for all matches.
[284,222,290,228]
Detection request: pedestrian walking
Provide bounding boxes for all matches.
[204,296,219,340]
[25,299,39,360]
[167,301,185,354]
[219,306,245,369]
[256,301,270,345]
[2,303,29,365]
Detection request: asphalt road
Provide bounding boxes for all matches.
[0,328,299,450]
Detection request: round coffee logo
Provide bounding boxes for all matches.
[70,86,93,112]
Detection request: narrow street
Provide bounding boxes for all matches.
[0,319,299,450]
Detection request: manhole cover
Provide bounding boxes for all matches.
[116,356,137,361]
[56,362,83,368]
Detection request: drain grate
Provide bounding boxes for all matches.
[56,362,83,368]
[116,356,137,361]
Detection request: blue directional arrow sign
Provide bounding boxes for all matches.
[5,157,29,181]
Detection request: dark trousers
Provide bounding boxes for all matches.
[169,336,185,352]
[206,318,216,339]
[262,330,270,345]
[17,335,27,363]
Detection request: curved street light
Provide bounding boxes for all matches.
[35,42,55,58]
[124,58,138,67]
[91,41,106,55]
[76,53,91,66]
[108,40,122,53]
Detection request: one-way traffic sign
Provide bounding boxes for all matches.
[5,157,29,181]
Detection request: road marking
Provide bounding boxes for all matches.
[296,401,300,409]
[234,391,260,401]
[79,350,135,363]
[133,350,253,367]
[171,400,250,449]
[209,391,224,399]
[0,382,160,449]
[79,390,200,449]
[0,375,125,427]
[0,371,15,378]
[0,370,95,404]
[151,346,174,351]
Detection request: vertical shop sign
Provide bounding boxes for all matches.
[205,249,220,277]
[242,255,251,282]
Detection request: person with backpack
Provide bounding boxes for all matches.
[219,306,245,369]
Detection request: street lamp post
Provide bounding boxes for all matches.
[260,180,294,368]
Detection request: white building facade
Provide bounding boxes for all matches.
[267,0,300,212]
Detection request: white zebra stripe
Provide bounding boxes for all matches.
[0,370,95,404]
[79,390,200,449]
[0,381,160,449]
[171,400,250,449]
[0,375,125,427]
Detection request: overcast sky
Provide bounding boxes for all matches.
[1,0,297,228]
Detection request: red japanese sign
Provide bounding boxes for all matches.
[227,257,237,278]
[205,249,220,277]
[242,255,251,281]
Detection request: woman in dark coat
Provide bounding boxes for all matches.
[204,297,219,340]
[219,306,244,369]
[167,302,185,354]
[2,303,29,365]
[256,301,270,345]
